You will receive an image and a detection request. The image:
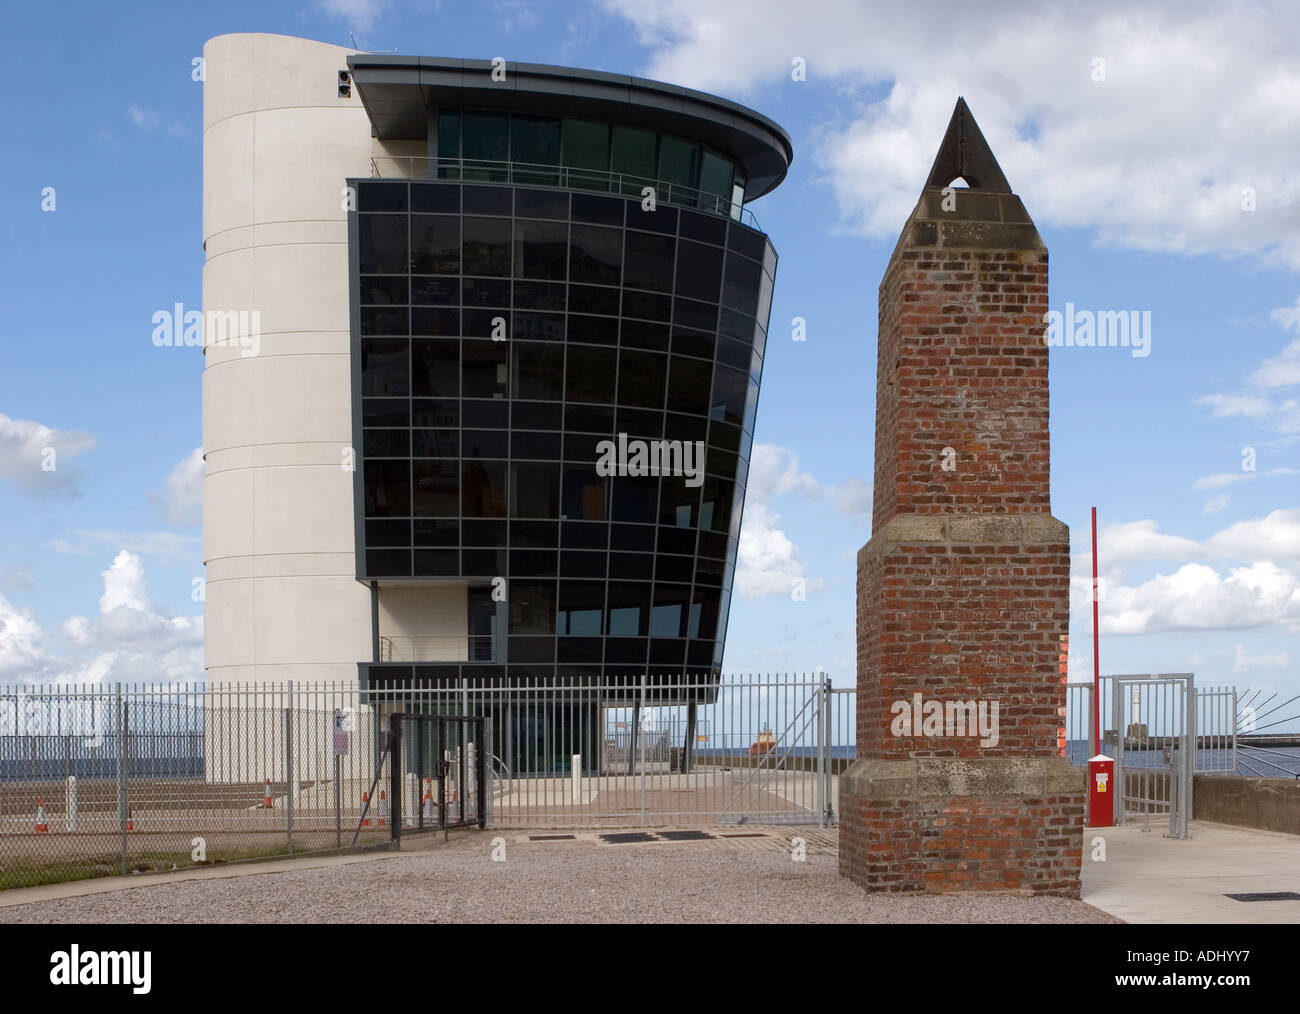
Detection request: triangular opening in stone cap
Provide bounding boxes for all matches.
[923,98,1012,193]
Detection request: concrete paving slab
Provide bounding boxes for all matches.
[1082,820,1300,923]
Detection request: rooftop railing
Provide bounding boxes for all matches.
[378,635,496,663]
[368,156,763,232]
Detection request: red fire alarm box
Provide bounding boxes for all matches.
[1088,755,1114,827]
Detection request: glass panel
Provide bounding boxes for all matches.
[359,215,407,274]
[436,110,460,163]
[562,119,611,173]
[562,465,607,520]
[512,341,564,401]
[569,225,622,286]
[617,349,667,409]
[558,581,605,635]
[364,460,410,517]
[412,339,459,398]
[509,580,557,635]
[513,220,568,280]
[659,476,700,527]
[658,135,701,208]
[462,111,508,180]
[709,365,748,426]
[674,241,723,303]
[462,217,511,277]
[651,585,689,637]
[462,460,508,517]
[611,476,658,523]
[412,460,459,517]
[360,276,408,305]
[611,126,657,193]
[511,462,561,518]
[606,583,649,636]
[361,340,409,397]
[699,151,734,203]
[410,215,460,274]
[700,476,732,533]
[565,346,617,403]
[462,340,510,399]
[666,356,712,415]
[510,114,561,175]
[722,254,763,313]
[623,232,675,292]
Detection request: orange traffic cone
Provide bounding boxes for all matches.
[422,777,434,820]
[126,809,134,832]
[361,791,371,827]
[378,790,388,827]
[34,799,48,832]
[263,778,273,808]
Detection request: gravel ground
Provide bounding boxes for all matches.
[0,830,1119,923]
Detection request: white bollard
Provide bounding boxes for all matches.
[571,753,581,802]
[66,775,77,832]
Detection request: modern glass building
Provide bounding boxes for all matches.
[201,36,789,772]
[346,56,791,693]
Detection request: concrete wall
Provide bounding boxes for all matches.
[202,33,376,684]
[377,584,469,660]
[1194,775,1300,836]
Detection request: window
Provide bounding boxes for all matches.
[412,461,458,517]
[666,356,712,415]
[359,216,407,274]
[462,340,509,399]
[722,254,763,313]
[412,340,459,398]
[462,217,511,277]
[462,460,507,517]
[364,460,410,517]
[509,580,557,635]
[674,241,723,303]
[606,583,649,636]
[710,365,748,426]
[611,126,657,189]
[514,220,568,280]
[562,119,610,173]
[611,476,658,524]
[512,342,564,401]
[462,111,509,179]
[699,151,734,204]
[510,114,561,178]
[569,225,622,286]
[562,465,607,521]
[565,346,616,404]
[511,462,561,518]
[361,340,409,397]
[617,350,666,409]
[651,584,690,637]
[623,232,675,293]
[558,581,605,635]
[411,216,459,274]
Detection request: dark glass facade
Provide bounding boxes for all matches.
[350,177,775,685]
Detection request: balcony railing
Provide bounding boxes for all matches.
[368,156,762,232]
[378,635,497,663]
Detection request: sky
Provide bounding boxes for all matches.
[0,0,1296,730]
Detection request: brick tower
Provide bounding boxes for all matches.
[839,99,1084,896]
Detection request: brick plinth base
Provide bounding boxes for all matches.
[838,757,1084,896]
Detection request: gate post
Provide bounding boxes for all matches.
[390,715,402,844]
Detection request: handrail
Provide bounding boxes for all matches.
[367,155,763,233]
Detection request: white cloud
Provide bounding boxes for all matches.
[1232,643,1290,674]
[127,104,159,131]
[1202,494,1230,515]
[1193,466,1299,490]
[0,551,202,685]
[1074,560,1300,635]
[0,413,96,497]
[747,444,824,501]
[48,529,200,565]
[601,0,1300,266]
[318,0,387,30]
[494,0,540,32]
[149,446,203,526]
[736,502,825,599]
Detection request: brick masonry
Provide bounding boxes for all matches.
[840,149,1085,895]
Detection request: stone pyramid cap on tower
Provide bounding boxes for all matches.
[892,98,1044,254]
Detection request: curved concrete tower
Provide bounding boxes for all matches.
[202,34,380,683]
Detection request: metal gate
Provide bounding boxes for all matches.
[363,675,853,828]
[1111,675,1194,838]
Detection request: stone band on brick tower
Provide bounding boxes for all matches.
[839,99,1085,896]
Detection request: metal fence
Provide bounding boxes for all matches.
[0,675,853,890]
